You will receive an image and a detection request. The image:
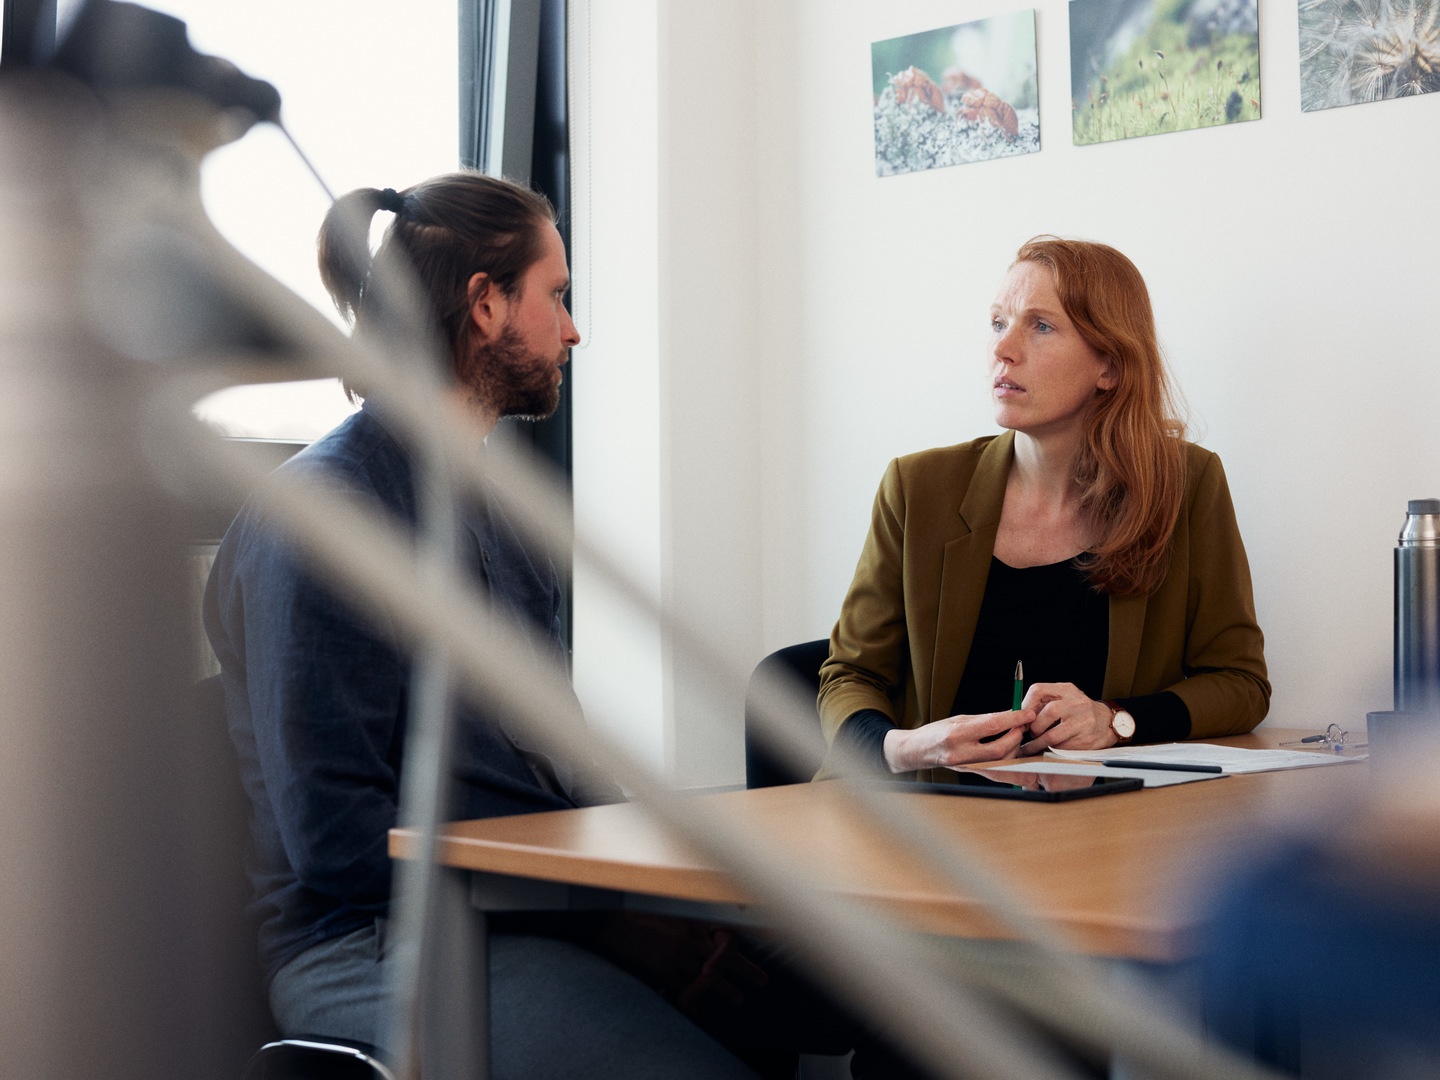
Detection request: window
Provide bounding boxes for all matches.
[135,0,460,440]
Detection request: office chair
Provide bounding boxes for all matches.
[743,639,833,788]
[241,1038,395,1080]
[193,675,392,1080]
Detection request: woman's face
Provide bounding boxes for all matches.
[988,261,1116,441]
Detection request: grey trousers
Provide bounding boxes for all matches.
[270,922,759,1080]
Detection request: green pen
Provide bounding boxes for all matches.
[1012,660,1024,711]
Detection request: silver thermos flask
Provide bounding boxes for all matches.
[1395,498,1440,714]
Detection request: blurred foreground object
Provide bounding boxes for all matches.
[1200,730,1440,1078]
[0,4,312,1076]
[1200,499,1440,1076]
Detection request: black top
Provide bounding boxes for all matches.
[837,556,1190,771]
[950,557,1108,714]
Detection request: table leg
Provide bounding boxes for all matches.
[422,866,490,1080]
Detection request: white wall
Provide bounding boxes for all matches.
[576,0,1440,786]
[570,0,668,777]
[572,0,764,788]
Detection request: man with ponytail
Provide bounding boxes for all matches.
[205,173,764,1079]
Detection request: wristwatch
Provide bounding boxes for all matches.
[1103,700,1136,743]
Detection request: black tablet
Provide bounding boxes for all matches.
[892,768,1143,802]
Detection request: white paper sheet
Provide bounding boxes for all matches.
[1045,743,1367,774]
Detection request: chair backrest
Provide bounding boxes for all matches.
[188,674,284,1068]
[744,639,833,788]
[196,678,395,1079]
[192,471,391,1079]
[242,1038,394,1080]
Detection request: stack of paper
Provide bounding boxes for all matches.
[1047,743,1366,773]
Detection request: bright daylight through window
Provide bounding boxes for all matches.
[116,0,459,440]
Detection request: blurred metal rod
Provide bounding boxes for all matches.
[385,435,463,1080]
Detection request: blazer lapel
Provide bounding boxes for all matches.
[1103,592,1148,698]
[930,432,1014,724]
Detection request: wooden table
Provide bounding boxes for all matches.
[392,728,1369,963]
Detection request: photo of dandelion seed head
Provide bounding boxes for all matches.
[872,11,1040,177]
[1299,0,1440,110]
[1070,0,1260,145]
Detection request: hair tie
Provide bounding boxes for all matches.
[378,187,405,215]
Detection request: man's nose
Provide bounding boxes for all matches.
[560,303,580,349]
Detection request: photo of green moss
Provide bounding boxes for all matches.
[1299,0,1440,111]
[1070,0,1261,145]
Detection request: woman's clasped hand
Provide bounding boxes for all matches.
[882,709,1036,773]
[1017,682,1121,753]
[880,682,1119,773]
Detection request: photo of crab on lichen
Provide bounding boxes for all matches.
[1299,0,1440,111]
[871,10,1040,177]
[1070,0,1261,146]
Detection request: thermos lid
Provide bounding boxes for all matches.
[1401,499,1440,545]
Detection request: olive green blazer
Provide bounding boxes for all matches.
[817,431,1270,778]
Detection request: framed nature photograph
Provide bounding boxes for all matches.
[1070,0,1261,145]
[1299,0,1440,111]
[872,10,1040,177]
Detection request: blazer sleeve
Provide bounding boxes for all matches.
[817,459,910,744]
[1164,451,1271,737]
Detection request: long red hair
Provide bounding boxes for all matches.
[1013,237,1186,596]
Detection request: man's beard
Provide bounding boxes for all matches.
[458,322,565,421]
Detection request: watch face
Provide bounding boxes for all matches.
[1112,710,1136,739]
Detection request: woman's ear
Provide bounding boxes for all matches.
[1097,358,1119,392]
[467,271,510,342]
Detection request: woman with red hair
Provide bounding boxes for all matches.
[819,237,1269,779]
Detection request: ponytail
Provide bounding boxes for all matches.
[316,187,393,324]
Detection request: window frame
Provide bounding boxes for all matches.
[461,0,575,651]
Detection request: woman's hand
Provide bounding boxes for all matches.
[999,771,1103,793]
[882,709,1035,773]
[1018,682,1117,753]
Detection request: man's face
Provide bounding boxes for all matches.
[460,222,579,422]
